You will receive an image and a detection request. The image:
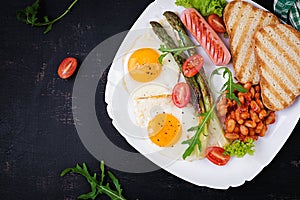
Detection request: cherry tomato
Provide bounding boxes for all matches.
[207,14,226,33]
[57,57,78,79]
[182,54,204,77]
[206,146,230,166]
[172,82,190,108]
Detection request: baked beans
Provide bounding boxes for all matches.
[217,82,276,142]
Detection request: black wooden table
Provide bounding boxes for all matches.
[1,0,300,199]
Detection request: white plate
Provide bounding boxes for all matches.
[105,0,300,189]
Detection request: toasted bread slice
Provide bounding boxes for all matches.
[223,0,279,84]
[254,23,300,111]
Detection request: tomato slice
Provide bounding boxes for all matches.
[206,146,230,166]
[182,54,204,77]
[207,14,226,33]
[172,82,190,108]
[57,57,78,79]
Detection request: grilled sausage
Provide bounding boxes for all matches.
[181,8,231,66]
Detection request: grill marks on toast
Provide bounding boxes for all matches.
[277,25,300,73]
[233,10,260,84]
[256,31,298,95]
[256,49,294,107]
[258,28,300,93]
[260,72,287,108]
[230,6,252,50]
[223,1,279,84]
[261,86,284,110]
[254,24,300,110]
[232,9,254,81]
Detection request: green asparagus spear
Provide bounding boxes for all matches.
[150,21,184,63]
[163,11,197,56]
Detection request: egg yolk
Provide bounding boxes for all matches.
[147,113,182,147]
[128,48,162,82]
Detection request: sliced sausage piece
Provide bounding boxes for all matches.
[181,8,231,66]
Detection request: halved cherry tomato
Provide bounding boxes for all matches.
[206,146,230,166]
[207,14,226,33]
[172,82,190,108]
[57,57,78,79]
[182,54,204,77]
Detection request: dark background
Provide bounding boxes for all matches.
[1,0,300,199]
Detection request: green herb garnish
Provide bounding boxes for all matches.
[16,0,79,34]
[224,138,255,157]
[223,32,229,38]
[182,103,216,159]
[211,67,248,105]
[61,161,127,200]
[158,44,200,64]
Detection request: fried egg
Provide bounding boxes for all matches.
[127,48,162,82]
[129,83,199,158]
[122,28,181,93]
[123,50,180,93]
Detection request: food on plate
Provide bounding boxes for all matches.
[175,0,227,17]
[148,113,182,147]
[172,82,191,108]
[57,57,77,79]
[217,82,276,142]
[180,8,231,66]
[182,54,204,77]
[127,48,162,82]
[223,138,255,158]
[253,23,300,111]
[207,14,226,33]
[223,0,279,84]
[206,146,230,166]
[123,48,180,93]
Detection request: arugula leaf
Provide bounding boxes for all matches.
[187,112,213,132]
[158,53,168,64]
[211,67,247,105]
[16,0,79,34]
[221,68,247,104]
[100,160,105,185]
[157,44,200,64]
[108,171,123,196]
[181,103,216,159]
[61,161,127,200]
[158,44,200,54]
